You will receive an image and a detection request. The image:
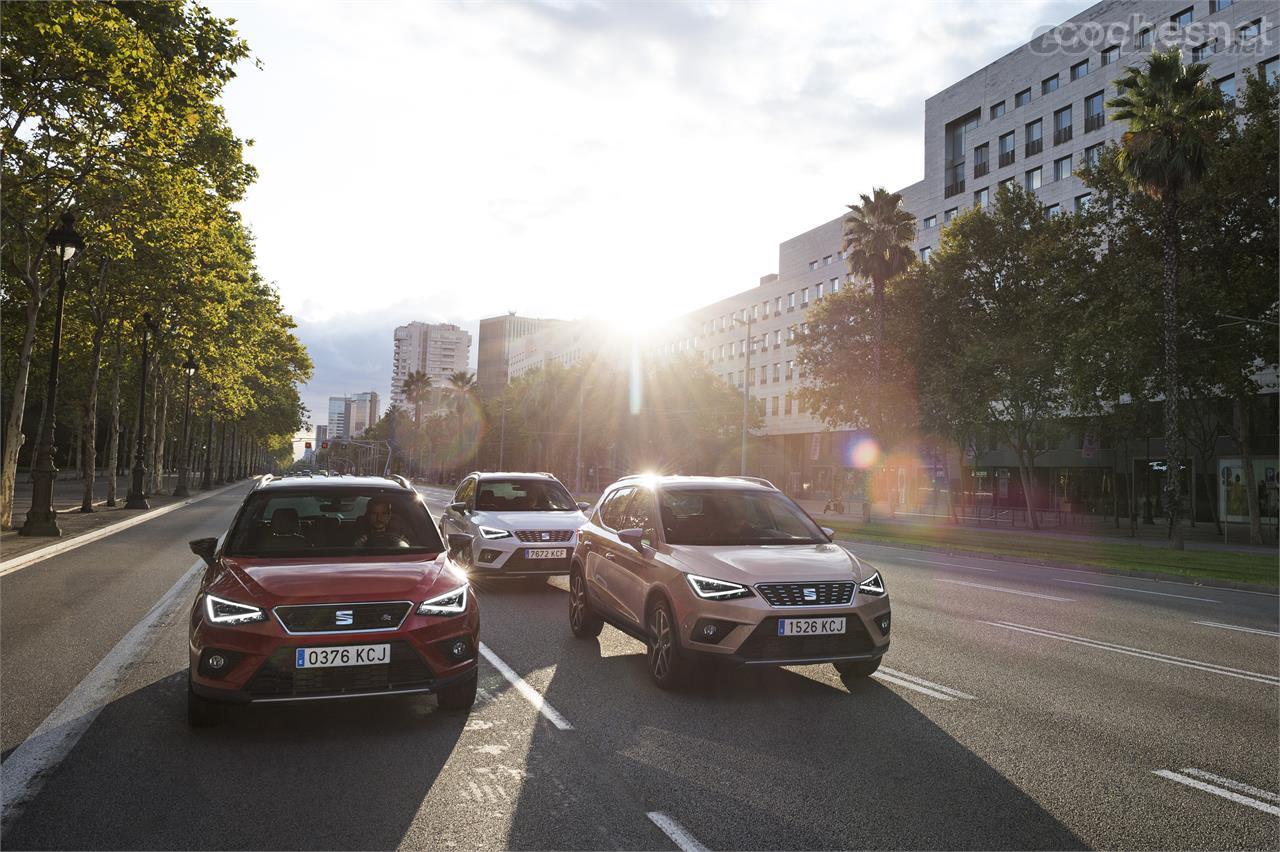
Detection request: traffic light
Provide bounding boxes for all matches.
[305,441,312,449]
[321,441,329,449]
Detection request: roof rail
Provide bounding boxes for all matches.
[386,474,411,489]
[730,476,777,489]
[254,474,274,489]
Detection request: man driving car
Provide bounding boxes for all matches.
[353,496,409,548]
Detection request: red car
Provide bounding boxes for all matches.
[186,475,478,725]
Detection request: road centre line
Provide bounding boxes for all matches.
[1180,768,1280,803]
[477,642,574,731]
[1194,621,1280,638]
[868,553,997,573]
[878,666,976,699]
[872,671,958,701]
[936,578,1074,601]
[1153,770,1280,817]
[0,557,205,832]
[1052,577,1220,603]
[647,812,710,852]
[982,621,1280,686]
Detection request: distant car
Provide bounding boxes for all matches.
[440,472,589,577]
[185,475,478,725]
[568,475,890,689]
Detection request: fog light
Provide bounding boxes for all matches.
[478,549,501,563]
[702,624,717,638]
[438,636,475,662]
[691,618,736,645]
[198,648,241,678]
[207,654,227,671]
[876,613,891,635]
[452,640,468,657]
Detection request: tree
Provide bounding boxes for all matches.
[1108,48,1223,549]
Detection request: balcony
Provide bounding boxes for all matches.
[1085,112,1105,133]
[1054,126,1074,145]
[974,161,989,178]
[944,179,966,198]
[1025,138,1043,157]
[998,149,1016,168]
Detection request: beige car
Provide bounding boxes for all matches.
[568,475,890,688]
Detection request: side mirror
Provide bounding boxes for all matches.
[821,526,835,540]
[576,501,591,512]
[189,537,218,567]
[446,533,473,564]
[448,501,468,514]
[618,528,646,553]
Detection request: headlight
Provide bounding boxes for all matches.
[858,571,886,596]
[418,585,469,615]
[204,594,267,625]
[686,574,754,600]
[478,525,511,540]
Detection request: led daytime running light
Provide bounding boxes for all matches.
[478,525,512,540]
[686,573,753,600]
[858,571,886,596]
[418,585,469,615]
[204,594,266,625]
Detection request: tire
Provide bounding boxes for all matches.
[436,668,477,711]
[833,657,882,679]
[568,566,603,638]
[646,598,687,690]
[187,676,224,727]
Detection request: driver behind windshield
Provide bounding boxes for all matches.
[354,496,408,548]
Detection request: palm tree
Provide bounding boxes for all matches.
[401,370,432,477]
[447,371,477,479]
[842,187,917,409]
[1108,48,1221,550]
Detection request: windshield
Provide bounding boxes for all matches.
[225,490,444,557]
[475,479,577,512]
[659,488,828,546]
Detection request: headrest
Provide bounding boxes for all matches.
[270,507,300,535]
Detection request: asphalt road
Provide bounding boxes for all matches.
[1,482,1277,849]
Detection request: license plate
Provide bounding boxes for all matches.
[526,548,567,560]
[778,617,846,637]
[295,644,390,668]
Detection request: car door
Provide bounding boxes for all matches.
[584,486,635,621]
[610,487,661,626]
[442,476,476,538]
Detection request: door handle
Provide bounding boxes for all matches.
[604,552,617,562]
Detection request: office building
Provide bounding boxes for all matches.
[476,313,564,397]
[391,322,471,408]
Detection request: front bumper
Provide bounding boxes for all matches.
[471,538,573,576]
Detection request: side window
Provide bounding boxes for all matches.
[455,477,476,507]
[599,487,635,531]
[623,490,659,547]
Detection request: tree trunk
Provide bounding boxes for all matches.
[1202,467,1222,536]
[1160,197,1185,549]
[1,298,44,528]
[154,376,169,494]
[1016,443,1040,530]
[81,275,109,512]
[104,318,123,506]
[146,371,160,494]
[1232,395,1263,545]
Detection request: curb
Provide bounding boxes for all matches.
[833,533,1280,596]
[0,479,250,577]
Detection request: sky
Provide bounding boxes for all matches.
[207,0,1093,438]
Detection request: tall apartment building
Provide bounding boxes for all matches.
[390,322,472,407]
[476,313,564,397]
[655,0,1277,516]
[315,424,328,446]
[326,396,348,440]
[327,392,380,439]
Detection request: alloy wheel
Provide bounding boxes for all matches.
[570,572,585,630]
[649,606,672,680]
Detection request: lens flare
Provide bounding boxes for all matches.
[851,437,880,470]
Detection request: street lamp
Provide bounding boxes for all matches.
[734,310,755,477]
[173,353,197,498]
[125,313,160,509]
[201,382,219,490]
[19,212,85,537]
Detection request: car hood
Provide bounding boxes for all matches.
[472,510,586,530]
[215,554,453,603]
[671,542,861,583]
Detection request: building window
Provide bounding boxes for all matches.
[999,176,1015,190]
[1136,28,1152,49]
[1044,203,1062,217]
[1015,88,1031,108]
[800,287,809,305]
[923,214,937,229]
[1084,143,1104,167]
[1217,75,1236,100]
[808,260,818,271]
[1192,40,1217,62]
[1075,193,1092,212]
[1054,154,1072,181]
[738,371,744,387]
[1025,119,1043,156]
[1042,74,1059,95]
[1070,59,1089,80]
[919,246,932,262]
[773,363,780,382]
[831,278,840,293]
[771,396,779,416]
[1085,90,1105,132]
[1210,0,1233,12]
[774,296,782,314]
[1101,45,1119,66]
[943,207,958,223]
[787,292,795,310]
[974,187,989,207]
[1261,57,1279,84]
[816,282,824,299]
[823,255,832,265]
[991,101,1006,119]
[784,395,792,415]
[774,329,782,348]
[1025,167,1042,190]
[974,142,989,177]
[998,130,1016,167]
[1170,6,1193,27]
[944,110,979,197]
[1053,105,1073,145]
[786,360,794,380]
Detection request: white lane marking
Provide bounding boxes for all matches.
[865,553,997,573]
[647,812,710,852]
[478,642,574,731]
[0,558,204,831]
[982,621,1280,686]
[1052,578,1220,603]
[1194,621,1280,638]
[0,481,241,577]
[879,666,977,700]
[871,671,955,701]
[1153,770,1280,816]
[936,578,1073,601]
[1180,768,1280,803]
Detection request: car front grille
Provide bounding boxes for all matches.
[514,530,574,542]
[246,641,434,699]
[736,618,874,661]
[755,582,855,608]
[274,601,412,634]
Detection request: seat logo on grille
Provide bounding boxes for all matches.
[541,532,550,541]
[335,610,354,625]
[803,588,817,601]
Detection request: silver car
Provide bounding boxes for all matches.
[568,475,890,688]
[440,472,589,577]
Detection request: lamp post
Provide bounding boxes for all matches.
[734,310,755,477]
[19,212,85,537]
[173,353,197,498]
[125,313,160,509]
[201,382,218,490]
[216,419,227,485]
